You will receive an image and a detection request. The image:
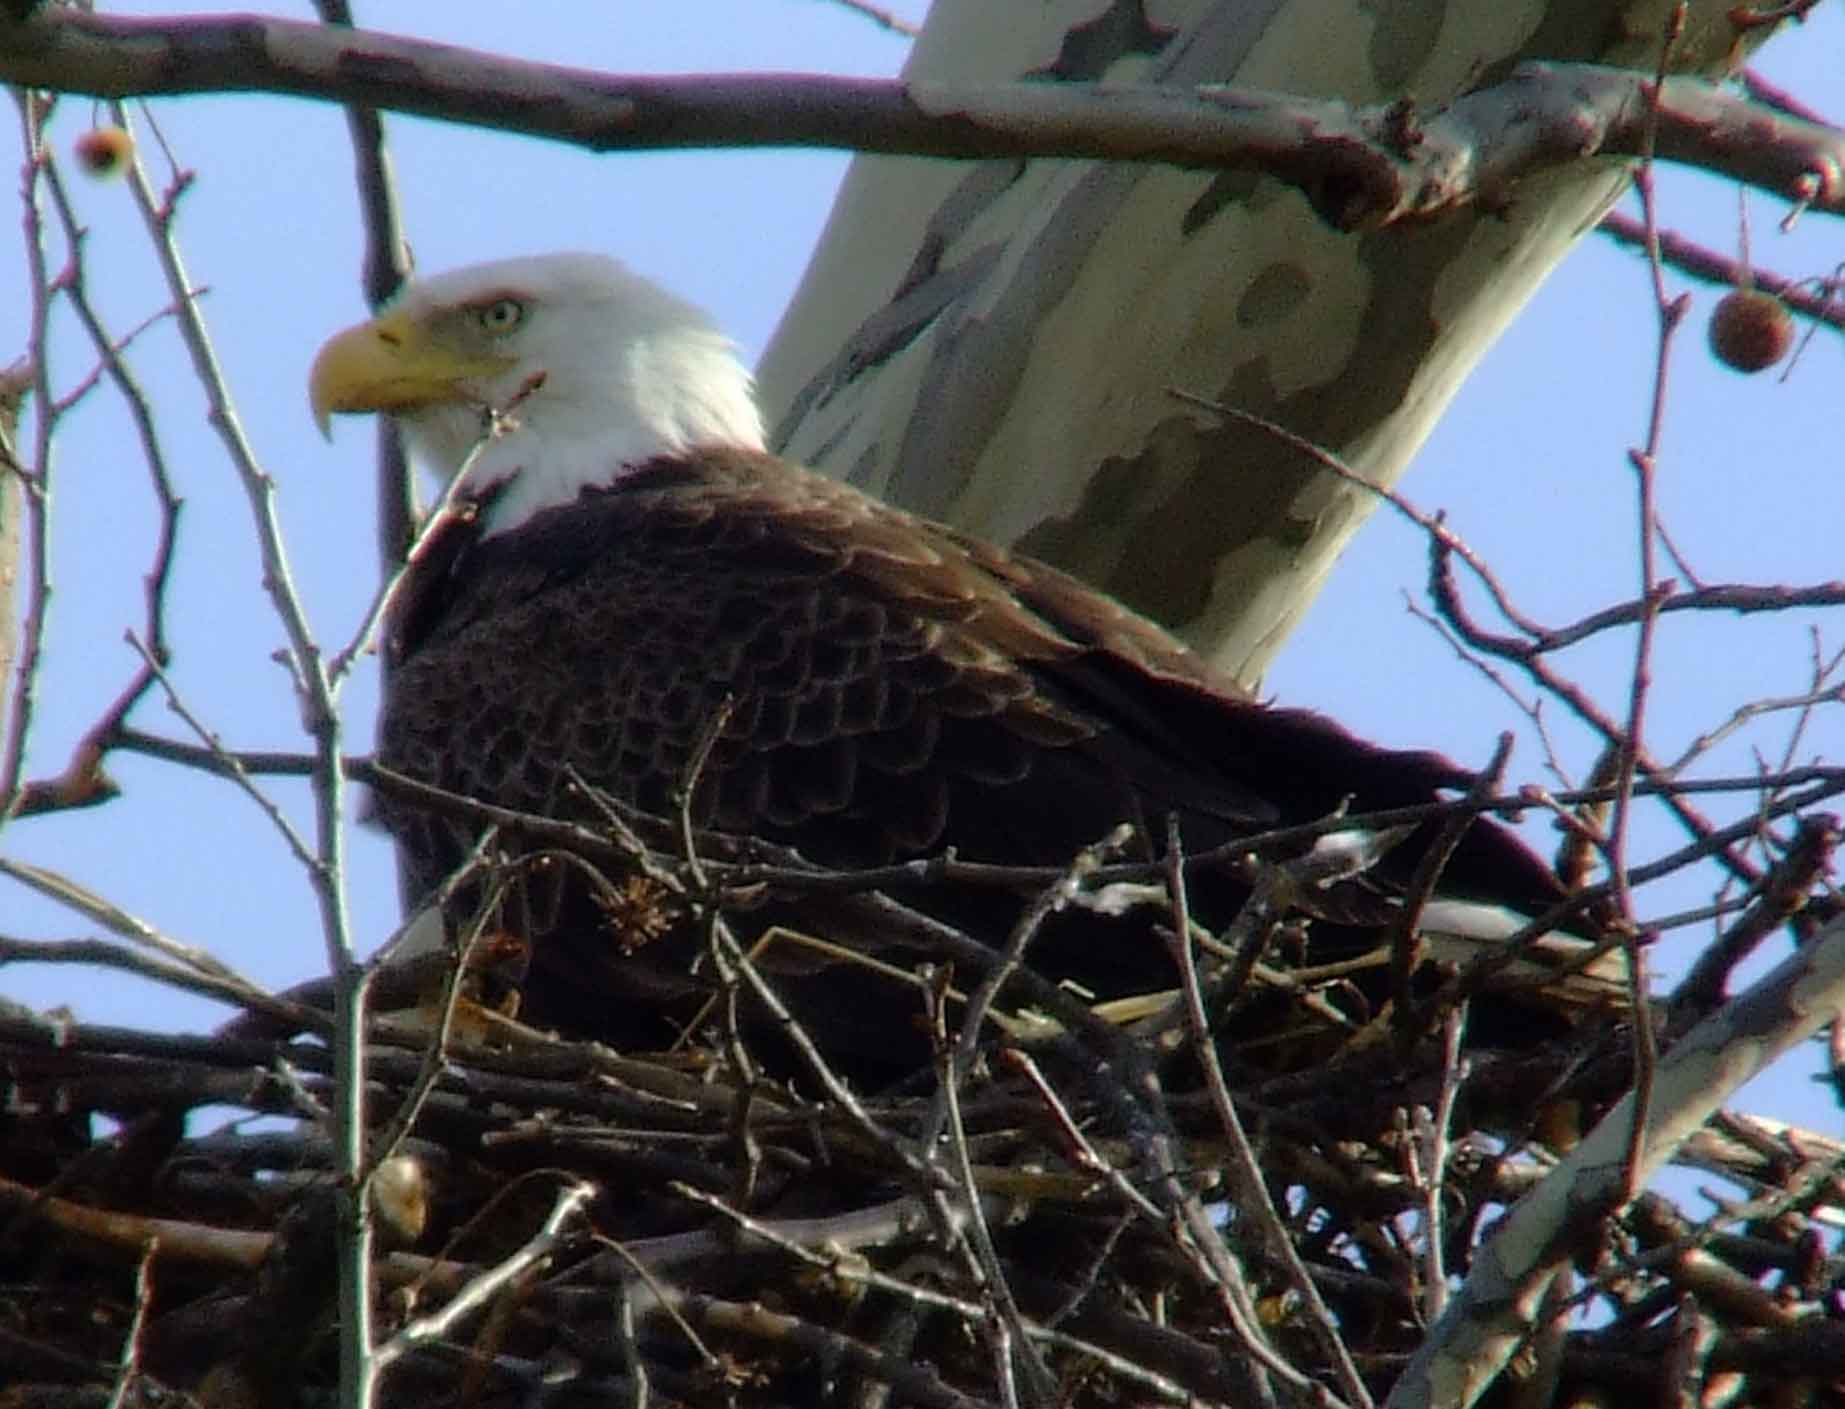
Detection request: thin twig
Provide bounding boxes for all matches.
[310,0,415,577]
[1599,210,1845,330]
[1610,6,1687,1203]
[926,825,1132,1144]
[328,382,545,681]
[103,1236,156,1409]
[125,629,316,869]
[365,832,505,1174]
[113,95,375,1404]
[822,0,921,39]
[1419,1005,1469,1323]
[0,93,57,825]
[1163,818,1373,1409]
[670,1179,1202,1404]
[373,1180,595,1370]
[0,930,326,1034]
[1388,734,1513,1044]
[925,969,1055,1409]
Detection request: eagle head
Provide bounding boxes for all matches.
[308,252,765,536]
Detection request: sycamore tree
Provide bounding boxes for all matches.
[1,3,1843,1408]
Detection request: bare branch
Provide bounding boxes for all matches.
[820,0,920,40]
[1164,820,1374,1409]
[1383,908,1845,1409]
[0,92,54,824]
[108,96,378,1404]
[1599,209,1845,328]
[372,1179,595,1372]
[307,0,415,583]
[1,14,1841,228]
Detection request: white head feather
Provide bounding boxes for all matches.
[318,253,765,538]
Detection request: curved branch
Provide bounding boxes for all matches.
[0,12,1840,228]
[305,1,416,574]
[1383,908,1845,1409]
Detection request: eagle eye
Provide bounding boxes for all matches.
[475,298,525,335]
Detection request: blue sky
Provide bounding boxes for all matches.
[2,3,1841,1135]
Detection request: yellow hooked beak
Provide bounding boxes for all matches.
[308,308,514,438]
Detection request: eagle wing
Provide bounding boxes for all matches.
[381,446,1559,902]
[374,447,1571,1053]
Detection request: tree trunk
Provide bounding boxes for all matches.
[759,0,1778,684]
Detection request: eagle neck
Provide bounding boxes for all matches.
[458,323,765,541]
[465,425,687,539]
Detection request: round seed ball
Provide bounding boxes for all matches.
[1708,289,1794,374]
[72,126,134,179]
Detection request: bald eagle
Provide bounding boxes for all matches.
[310,253,1610,1074]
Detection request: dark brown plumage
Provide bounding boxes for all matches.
[373,445,1580,1070]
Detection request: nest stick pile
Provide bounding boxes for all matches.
[4,809,1843,1409]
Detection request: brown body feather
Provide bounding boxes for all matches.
[376,447,1569,1067]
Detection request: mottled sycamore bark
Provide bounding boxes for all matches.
[760,0,1787,684]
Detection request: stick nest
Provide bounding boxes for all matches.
[3,809,1843,1409]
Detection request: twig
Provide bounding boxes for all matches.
[1163,818,1373,1409]
[670,1179,1202,1405]
[1771,631,1845,801]
[1739,63,1834,129]
[997,1048,1162,1220]
[1669,812,1839,1017]
[125,629,316,869]
[925,969,1055,1409]
[95,731,1845,875]
[0,1170,271,1270]
[1388,734,1513,1045]
[1612,8,1691,1204]
[328,382,546,681]
[687,1295,994,1409]
[1419,1005,1469,1324]
[0,852,256,982]
[926,825,1132,1142]
[1424,531,1766,896]
[365,833,506,1174]
[1506,580,1845,659]
[327,471,477,681]
[823,0,921,39]
[34,149,186,762]
[104,1236,157,1409]
[1599,210,1845,329]
[1381,904,1845,1409]
[0,931,324,1034]
[1664,678,1845,777]
[113,95,375,1404]
[1171,377,1834,912]
[0,93,57,825]
[373,1179,595,1371]
[309,0,415,575]
[1165,387,1551,643]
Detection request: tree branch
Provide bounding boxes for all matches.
[1382,906,1845,1409]
[1,13,1840,229]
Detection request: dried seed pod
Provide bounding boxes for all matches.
[72,126,134,179]
[1708,288,1794,373]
